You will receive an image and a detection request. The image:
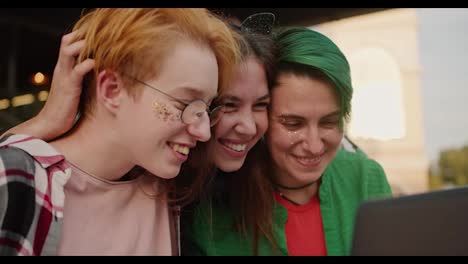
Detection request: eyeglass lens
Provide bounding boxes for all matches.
[181,101,224,127]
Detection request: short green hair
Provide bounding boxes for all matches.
[274,26,353,124]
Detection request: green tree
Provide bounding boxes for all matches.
[438,145,468,187]
[428,165,443,190]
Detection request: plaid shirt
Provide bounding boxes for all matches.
[0,134,71,256]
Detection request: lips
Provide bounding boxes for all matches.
[223,142,247,152]
[169,142,191,155]
[293,152,325,168]
[218,139,251,158]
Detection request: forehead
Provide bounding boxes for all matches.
[224,57,269,98]
[153,40,219,100]
[271,73,339,114]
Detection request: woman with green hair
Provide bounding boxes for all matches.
[186,26,392,255]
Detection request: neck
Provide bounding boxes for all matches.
[272,170,320,205]
[274,180,315,190]
[50,118,135,181]
[275,183,319,206]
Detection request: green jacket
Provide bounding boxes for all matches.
[187,150,392,256]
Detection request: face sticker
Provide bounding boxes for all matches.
[287,130,301,145]
[152,100,181,122]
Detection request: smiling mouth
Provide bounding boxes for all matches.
[169,143,190,156]
[222,142,247,152]
[294,153,325,167]
[218,139,249,153]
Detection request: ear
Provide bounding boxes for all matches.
[95,70,125,113]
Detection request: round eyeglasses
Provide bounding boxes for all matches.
[128,75,224,127]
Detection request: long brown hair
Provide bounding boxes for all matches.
[227,140,278,255]
[173,19,279,255]
[223,19,279,256]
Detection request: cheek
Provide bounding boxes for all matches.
[267,124,292,153]
[138,100,185,139]
[212,115,237,139]
[255,113,269,136]
[325,129,344,151]
[269,124,303,148]
[119,101,148,130]
[151,100,181,123]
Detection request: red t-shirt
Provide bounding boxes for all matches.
[274,192,327,256]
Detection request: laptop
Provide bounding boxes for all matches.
[351,186,468,256]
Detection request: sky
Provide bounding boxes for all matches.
[416,8,468,162]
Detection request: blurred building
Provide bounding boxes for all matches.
[316,9,429,195]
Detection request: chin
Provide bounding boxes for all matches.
[217,159,245,173]
[292,172,323,184]
[149,166,181,179]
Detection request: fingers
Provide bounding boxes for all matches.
[60,30,79,47]
[65,40,85,57]
[71,59,95,86]
[59,39,85,70]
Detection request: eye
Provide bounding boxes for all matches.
[222,102,238,113]
[223,102,237,108]
[320,119,340,128]
[283,122,301,128]
[173,101,187,111]
[278,118,303,129]
[253,102,270,111]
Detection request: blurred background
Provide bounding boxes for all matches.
[1,8,467,196]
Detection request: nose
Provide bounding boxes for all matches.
[301,126,324,155]
[187,115,211,142]
[234,110,257,136]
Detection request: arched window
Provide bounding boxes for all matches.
[347,47,406,140]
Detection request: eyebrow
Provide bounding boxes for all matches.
[221,93,270,102]
[322,110,341,119]
[257,94,271,101]
[277,110,341,120]
[175,86,217,103]
[277,114,304,120]
[221,95,241,102]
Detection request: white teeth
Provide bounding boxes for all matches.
[297,155,322,163]
[171,143,190,155]
[224,142,247,152]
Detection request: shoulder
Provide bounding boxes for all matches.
[0,136,41,247]
[0,135,48,200]
[327,149,382,174]
[0,134,71,220]
[0,138,38,176]
[0,143,37,207]
[324,150,392,197]
[0,133,65,169]
[0,133,69,195]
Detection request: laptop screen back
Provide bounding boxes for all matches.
[351,186,468,256]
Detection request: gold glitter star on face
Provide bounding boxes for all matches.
[152,101,181,122]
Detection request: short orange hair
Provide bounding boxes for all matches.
[72,8,241,116]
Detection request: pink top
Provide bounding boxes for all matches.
[57,162,172,255]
